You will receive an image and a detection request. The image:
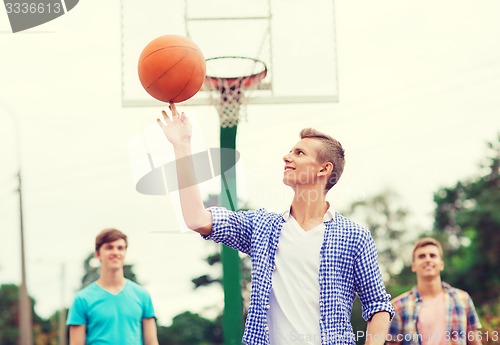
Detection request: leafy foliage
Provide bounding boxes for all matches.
[192,195,253,320]
[157,311,222,345]
[343,190,417,345]
[344,190,415,284]
[431,135,500,342]
[0,284,20,345]
[0,284,51,345]
[433,135,500,304]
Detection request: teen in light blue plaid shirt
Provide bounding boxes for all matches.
[158,103,394,345]
[386,238,482,345]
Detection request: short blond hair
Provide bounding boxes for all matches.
[412,237,443,262]
[300,128,345,191]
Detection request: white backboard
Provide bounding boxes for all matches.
[121,0,339,107]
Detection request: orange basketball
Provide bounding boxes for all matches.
[138,35,206,103]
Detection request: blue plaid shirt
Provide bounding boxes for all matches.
[203,207,394,345]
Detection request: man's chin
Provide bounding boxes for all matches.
[108,265,123,271]
[282,177,296,187]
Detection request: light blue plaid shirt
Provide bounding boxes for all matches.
[203,207,394,345]
[388,282,482,345]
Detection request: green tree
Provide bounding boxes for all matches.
[157,311,222,345]
[191,245,251,318]
[431,135,500,343]
[0,284,51,345]
[342,190,418,345]
[433,135,500,305]
[0,284,19,345]
[45,308,69,345]
[344,189,415,284]
[191,195,252,318]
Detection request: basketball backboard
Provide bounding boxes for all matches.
[120,0,339,107]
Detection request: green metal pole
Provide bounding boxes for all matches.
[220,125,243,345]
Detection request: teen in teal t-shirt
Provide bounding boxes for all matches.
[66,228,158,344]
[67,279,155,344]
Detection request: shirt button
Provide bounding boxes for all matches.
[265,304,270,309]
[265,326,269,333]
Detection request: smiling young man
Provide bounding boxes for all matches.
[66,228,158,345]
[157,103,394,345]
[387,238,482,345]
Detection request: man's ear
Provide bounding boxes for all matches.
[318,162,334,176]
[94,250,100,259]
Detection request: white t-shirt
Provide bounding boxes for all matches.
[267,209,334,345]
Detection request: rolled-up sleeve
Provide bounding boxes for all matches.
[354,230,395,321]
[201,206,254,255]
[387,301,403,343]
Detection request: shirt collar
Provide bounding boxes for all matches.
[411,281,453,302]
[281,202,335,222]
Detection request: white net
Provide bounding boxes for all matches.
[204,57,267,128]
[206,78,247,128]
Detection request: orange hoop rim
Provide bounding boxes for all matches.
[204,56,268,90]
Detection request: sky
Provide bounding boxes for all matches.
[1,0,500,326]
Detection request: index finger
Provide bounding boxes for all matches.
[169,102,178,116]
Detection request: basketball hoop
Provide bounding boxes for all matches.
[204,56,267,128]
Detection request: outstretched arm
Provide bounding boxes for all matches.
[157,103,213,235]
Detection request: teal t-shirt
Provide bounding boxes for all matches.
[66,279,156,345]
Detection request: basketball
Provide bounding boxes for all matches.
[138,35,206,103]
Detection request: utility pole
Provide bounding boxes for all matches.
[17,163,33,345]
[58,263,67,345]
[2,105,33,345]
